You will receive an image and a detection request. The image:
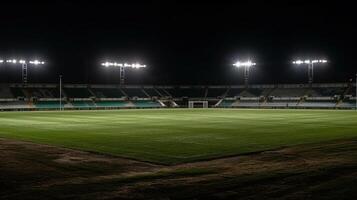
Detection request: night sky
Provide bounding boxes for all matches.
[0,1,356,85]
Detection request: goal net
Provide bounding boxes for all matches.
[188,101,208,108]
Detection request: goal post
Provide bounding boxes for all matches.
[188,100,208,108]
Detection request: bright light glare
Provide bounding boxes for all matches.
[233,60,256,67]
[0,60,3,63]
[292,60,304,64]
[5,59,45,65]
[293,59,327,65]
[6,59,17,63]
[101,61,146,68]
[29,60,45,65]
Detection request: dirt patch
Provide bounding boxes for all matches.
[1,138,357,200]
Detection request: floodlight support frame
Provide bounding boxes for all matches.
[244,66,250,87]
[120,66,125,85]
[22,63,28,84]
[308,63,314,85]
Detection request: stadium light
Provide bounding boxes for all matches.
[0,59,4,63]
[233,60,256,87]
[6,59,45,84]
[293,59,327,85]
[101,61,146,85]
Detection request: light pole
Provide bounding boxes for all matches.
[6,59,45,84]
[59,75,62,111]
[233,60,256,87]
[101,61,146,85]
[292,59,327,85]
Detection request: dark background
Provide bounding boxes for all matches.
[0,0,356,85]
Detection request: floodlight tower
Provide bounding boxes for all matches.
[233,60,256,87]
[101,61,146,85]
[292,59,327,85]
[6,59,45,84]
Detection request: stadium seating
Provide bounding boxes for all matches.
[263,98,299,108]
[0,83,355,110]
[143,88,162,97]
[0,85,14,98]
[64,87,93,98]
[132,100,161,108]
[338,101,356,108]
[233,99,261,107]
[35,101,64,109]
[206,88,227,98]
[91,88,125,98]
[121,87,148,98]
[10,87,26,98]
[269,88,306,97]
[225,88,245,97]
[71,101,96,108]
[218,99,235,107]
[95,101,132,108]
[0,100,30,110]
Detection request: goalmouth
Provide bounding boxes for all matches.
[188,100,208,108]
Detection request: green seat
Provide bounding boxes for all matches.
[133,100,161,108]
[95,101,129,107]
[35,101,63,109]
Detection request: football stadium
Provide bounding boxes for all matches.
[1,1,357,200]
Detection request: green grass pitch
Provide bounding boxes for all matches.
[0,109,356,164]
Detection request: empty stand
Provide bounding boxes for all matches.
[64,87,93,98]
[121,87,148,98]
[0,83,354,110]
[132,100,161,108]
[91,88,125,98]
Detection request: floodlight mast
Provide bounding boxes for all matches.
[6,59,45,84]
[233,60,256,87]
[101,62,146,85]
[292,59,327,85]
[59,75,62,111]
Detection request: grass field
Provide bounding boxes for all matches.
[0,108,356,164]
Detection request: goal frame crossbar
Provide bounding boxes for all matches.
[188,100,208,108]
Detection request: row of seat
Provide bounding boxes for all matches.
[218,99,356,109]
[0,100,162,110]
[10,86,355,99]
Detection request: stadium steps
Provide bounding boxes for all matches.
[297,97,304,106]
[331,86,351,108]
[342,85,352,97]
[118,88,128,98]
[141,88,151,98]
[153,88,164,97]
[214,99,224,107]
[161,88,172,97]
[156,99,167,107]
[204,87,208,98]
[220,88,230,99]
[262,88,275,97]
[87,88,97,97]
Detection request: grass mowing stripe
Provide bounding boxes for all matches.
[0,109,356,164]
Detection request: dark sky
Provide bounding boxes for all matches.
[0,0,356,85]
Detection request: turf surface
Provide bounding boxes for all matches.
[0,109,356,164]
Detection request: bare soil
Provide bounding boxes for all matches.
[1,138,357,200]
